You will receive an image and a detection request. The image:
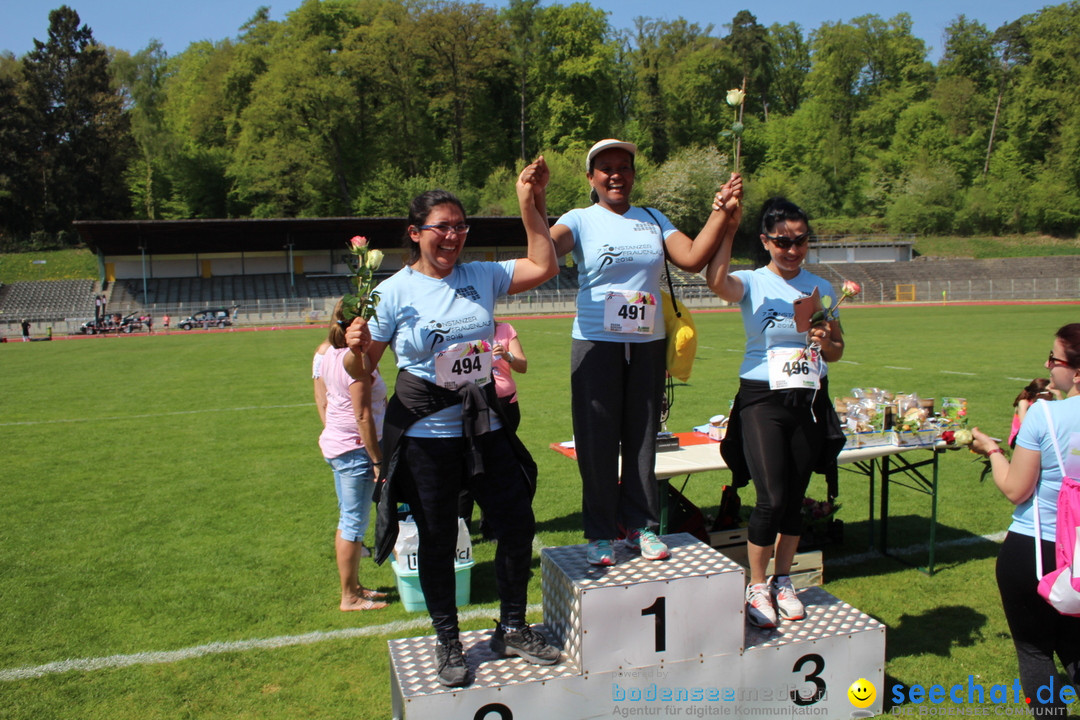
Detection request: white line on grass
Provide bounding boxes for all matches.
[0,603,542,682]
[884,366,912,370]
[2,531,1010,683]
[940,370,977,376]
[0,404,312,427]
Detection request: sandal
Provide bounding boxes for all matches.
[341,596,388,611]
[359,586,388,600]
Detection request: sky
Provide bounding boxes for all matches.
[0,0,1058,61]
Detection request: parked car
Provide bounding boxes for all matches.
[178,307,236,331]
[79,313,143,335]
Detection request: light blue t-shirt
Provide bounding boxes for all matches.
[1010,395,1080,541]
[732,266,837,381]
[369,261,514,437]
[556,204,675,342]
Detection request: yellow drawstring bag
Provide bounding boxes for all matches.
[661,290,696,382]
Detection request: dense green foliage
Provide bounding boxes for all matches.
[3,1,1080,248]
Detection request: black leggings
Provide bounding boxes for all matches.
[740,389,817,547]
[996,531,1080,716]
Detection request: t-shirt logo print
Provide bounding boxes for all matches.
[424,321,449,351]
[455,285,480,301]
[597,244,625,271]
[761,306,790,330]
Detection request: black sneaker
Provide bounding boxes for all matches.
[433,638,470,687]
[489,622,561,665]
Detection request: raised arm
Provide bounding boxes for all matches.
[663,173,743,273]
[704,183,745,303]
[509,156,559,295]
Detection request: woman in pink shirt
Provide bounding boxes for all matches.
[316,301,389,611]
[491,321,527,432]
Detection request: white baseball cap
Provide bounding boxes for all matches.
[585,139,637,172]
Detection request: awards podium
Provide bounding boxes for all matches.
[388,533,884,719]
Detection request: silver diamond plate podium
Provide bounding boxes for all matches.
[388,533,885,719]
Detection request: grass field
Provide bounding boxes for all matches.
[1,302,1078,719]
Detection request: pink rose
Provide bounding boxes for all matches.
[349,235,368,250]
[842,280,861,297]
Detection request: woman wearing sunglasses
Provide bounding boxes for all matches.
[705,196,846,629]
[343,159,561,688]
[970,325,1080,717]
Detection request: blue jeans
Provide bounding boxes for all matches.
[327,447,376,543]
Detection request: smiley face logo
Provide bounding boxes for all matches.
[847,678,876,708]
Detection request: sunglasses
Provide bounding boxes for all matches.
[1048,352,1072,368]
[765,233,810,250]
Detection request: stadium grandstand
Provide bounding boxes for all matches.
[2,219,1078,337]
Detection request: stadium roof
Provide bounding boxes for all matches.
[73,216,537,256]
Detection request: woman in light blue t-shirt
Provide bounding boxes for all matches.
[705,197,846,631]
[344,160,563,688]
[549,138,742,567]
[971,324,1080,716]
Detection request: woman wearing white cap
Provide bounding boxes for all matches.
[550,139,742,566]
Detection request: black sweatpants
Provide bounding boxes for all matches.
[570,338,665,541]
[396,430,536,641]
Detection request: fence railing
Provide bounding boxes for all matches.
[4,275,1078,338]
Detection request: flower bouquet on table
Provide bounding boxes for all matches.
[341,235,384,323]
[939,397,973,447]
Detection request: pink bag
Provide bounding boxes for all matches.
[1032,401,1080,616]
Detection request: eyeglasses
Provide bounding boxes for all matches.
[417,223,470,236]
[1048,352,1072,368]
[765,233,810,250]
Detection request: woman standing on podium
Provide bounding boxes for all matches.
[548,138,742,567]
[705,197,845,629]
[344,159,560,689]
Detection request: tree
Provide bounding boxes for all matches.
[0,57,36,240]
[725,11,771,120]
[983,19,1029,176]
[112,40,173,219]
[502,0,541,161]
[412,1,513,181]
[768,22,809,116]
[228,0,370,216]
[532,3,620,150]
[939,16,995,91]
[20,6,132,234]
[160,40,238,217]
